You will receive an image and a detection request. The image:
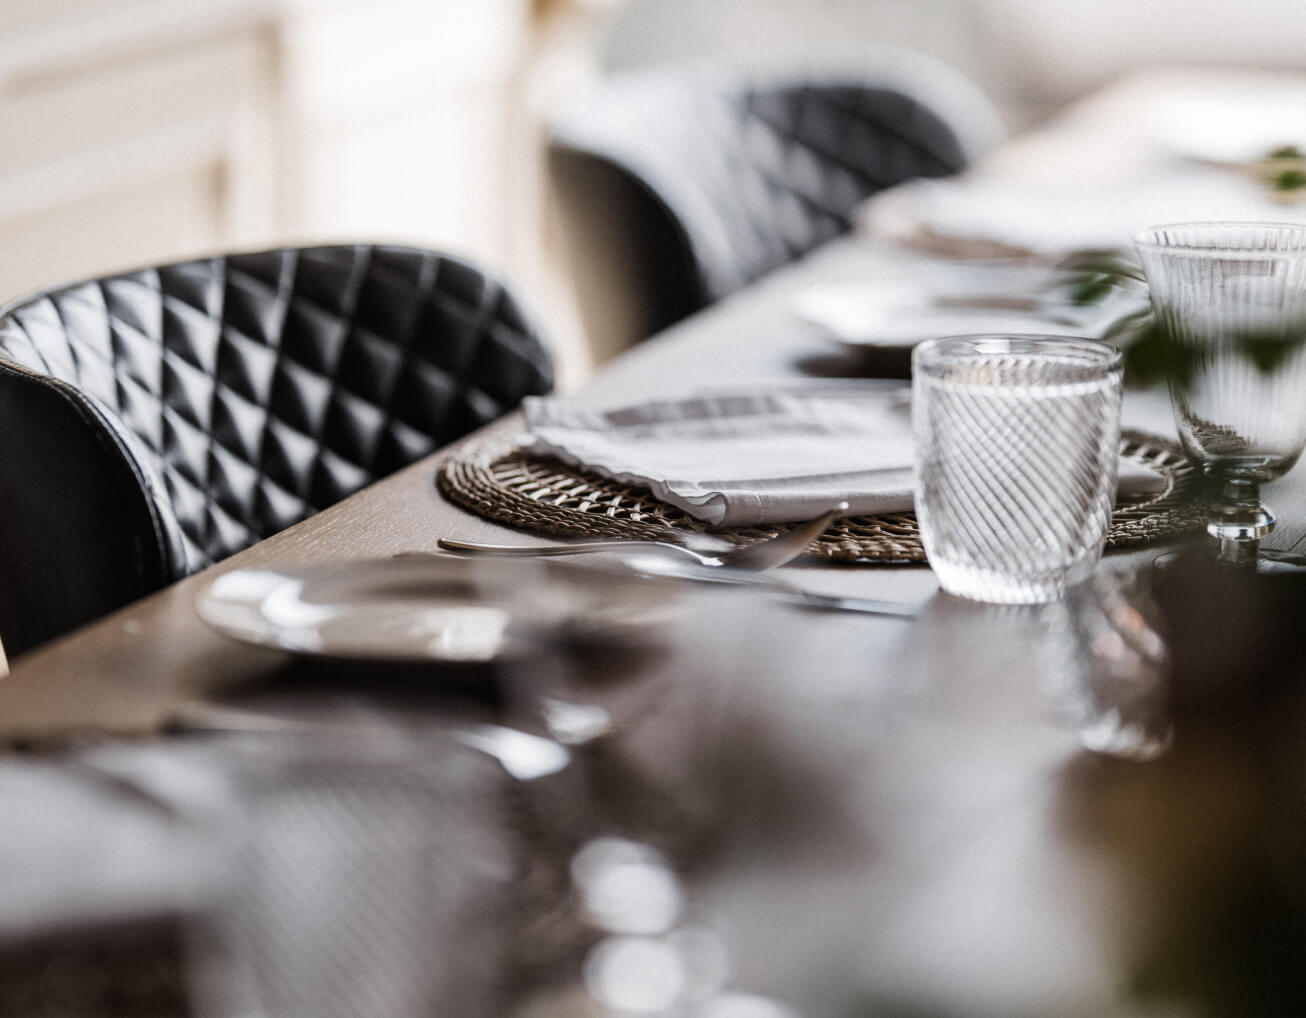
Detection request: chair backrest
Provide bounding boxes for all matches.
[0,245,553,656]
[549,56,1002,358]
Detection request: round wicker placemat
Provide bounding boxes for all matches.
[437,429,1205,564]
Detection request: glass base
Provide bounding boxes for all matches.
[931,559,1090,604]
[1153,545,1306,574]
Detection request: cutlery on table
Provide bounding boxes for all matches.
[436,504,847,572]
[171,701,572,782]
[428,504,917,620]
[773,589,917,618]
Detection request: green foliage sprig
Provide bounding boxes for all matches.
[1261,145,1306,199]
[1057,250,1306,391]
[1056,251,1166,387]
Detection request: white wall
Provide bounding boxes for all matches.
[596,0,1306,131]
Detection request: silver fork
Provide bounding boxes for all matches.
[436,503,847,572]
[433,506,917,618]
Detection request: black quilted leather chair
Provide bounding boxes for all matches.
[549,56,1002,361]
[0,245,554,656]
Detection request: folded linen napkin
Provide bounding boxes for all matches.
[524,390,1162,527]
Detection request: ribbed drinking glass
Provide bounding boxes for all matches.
[913,335,1123,603]
[1135,222,1306,567]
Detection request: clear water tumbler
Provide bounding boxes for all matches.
[912,335,1123,603]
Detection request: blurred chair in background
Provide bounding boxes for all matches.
[0,245,554,657]
[548,52,1003,362]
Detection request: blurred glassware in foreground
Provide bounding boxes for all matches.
[188,736,511,1018]
[1135,221,1306,568]
[569,836,801,1018]
[913,334,1123,603]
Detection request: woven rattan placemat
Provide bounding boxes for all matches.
[437,429,1205,564]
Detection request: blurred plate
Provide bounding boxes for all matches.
[195,554,683,665]
[791,281,1116,350]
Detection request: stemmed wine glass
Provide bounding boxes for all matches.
[1134,222,1306,568]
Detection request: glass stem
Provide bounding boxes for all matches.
[1208,477,1274,566]
[1218,536,1260,566]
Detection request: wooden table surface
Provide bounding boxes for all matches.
[5,235,1306,1017]
[9,72,1306,1018]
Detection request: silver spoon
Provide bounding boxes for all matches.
[437,503,847,572]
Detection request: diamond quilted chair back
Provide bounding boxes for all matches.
[549,55,1002,357]
[0,245,553,657]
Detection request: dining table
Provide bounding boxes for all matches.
[6,66,1306,1018]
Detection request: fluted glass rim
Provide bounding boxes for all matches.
[913,333,1122,375]
[1134,220,1306,258]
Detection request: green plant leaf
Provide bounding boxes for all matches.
[1272,168,1306,192]
[1102,308,1154,341]
[1120,320,1182,390]
[1069,273,1121,305]
[1055,246,1306,391]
